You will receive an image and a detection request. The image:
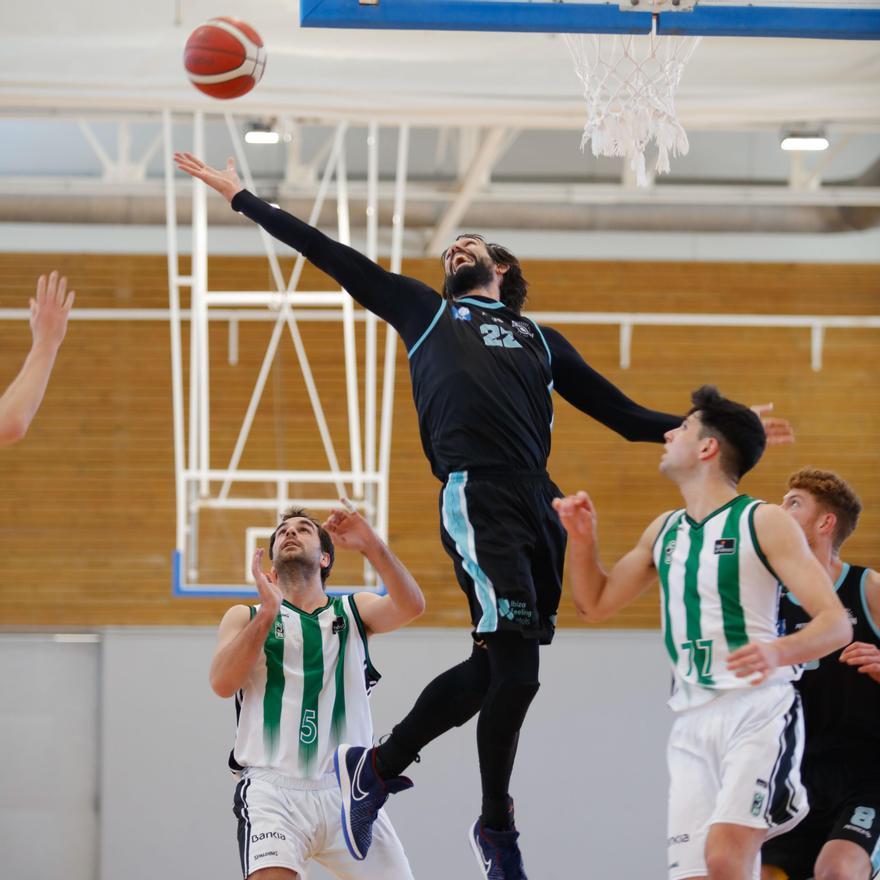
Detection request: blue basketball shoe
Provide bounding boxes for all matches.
[334,744,413,861]
[469,819,528,879]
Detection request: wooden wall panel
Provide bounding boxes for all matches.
[0,252,877,629]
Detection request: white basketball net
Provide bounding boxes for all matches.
[564,24,701,186]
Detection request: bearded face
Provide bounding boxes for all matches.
[443,255,496,299]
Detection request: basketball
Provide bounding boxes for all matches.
[183,17,266,100]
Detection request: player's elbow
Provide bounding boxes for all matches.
[401,591,426,623]
[209,669,238,699]
[573,598,608,624]
[0,415,28,446]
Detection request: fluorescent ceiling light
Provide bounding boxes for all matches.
[781,135,829,152]
[245,129,280,145]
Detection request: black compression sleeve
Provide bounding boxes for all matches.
[230,189,441,349]
[541,324,681,442]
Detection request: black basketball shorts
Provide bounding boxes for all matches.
[438,469,566,645]
[762,750,880,879]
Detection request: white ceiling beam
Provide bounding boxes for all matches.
[3,176,880,208]
[425,126,509,255]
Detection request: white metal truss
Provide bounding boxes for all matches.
[162,110,409,596]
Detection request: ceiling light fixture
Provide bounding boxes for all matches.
[780,130,829,152]
[245,120,280,145]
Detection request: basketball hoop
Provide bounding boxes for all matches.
[564,10,700,186]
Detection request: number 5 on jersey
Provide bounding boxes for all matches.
[300,708,317,744]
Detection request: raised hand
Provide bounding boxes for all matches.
[251,548,282,615]
[30,271,74,350]
[552,490,598,543]
[322,499,378,555]
[840,641,880,684]
[173,152,244,203]
[750,403,795,446]
[727,641,781,685]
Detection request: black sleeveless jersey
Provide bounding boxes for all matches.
[407,296,554,478]
[230,190,681,482]
[779,563,880,756]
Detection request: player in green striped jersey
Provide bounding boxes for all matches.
[209,503,425,880]
[554,386,852,880]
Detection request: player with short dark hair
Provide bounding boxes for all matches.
[174,153,792,880]
[555,388,852,880]
[761,469,880,880]
[269,506,336,583]
[210,503,425,880]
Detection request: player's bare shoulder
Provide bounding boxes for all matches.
[218,603,252,634]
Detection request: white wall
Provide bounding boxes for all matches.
[0,635,99,880]
[1,626,674,880]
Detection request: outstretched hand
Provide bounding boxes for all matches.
[552,490,598,543]
[173,152,244,203]
[322,499,378,555]
[750,403,795,446]
[251,548,282,615]
[31,270,74,350]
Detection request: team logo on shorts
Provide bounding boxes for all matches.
[714,538,737,555]
[498,598,534,625]
[750,791,765,816]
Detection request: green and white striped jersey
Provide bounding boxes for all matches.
[653,495,799,712]
[231,594,380,779]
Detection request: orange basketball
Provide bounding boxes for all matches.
[183,17,266,100]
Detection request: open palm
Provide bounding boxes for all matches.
[173,152,243,203]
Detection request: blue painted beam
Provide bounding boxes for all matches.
[300,0,653,35]
[657,5,880,39]
[301,0,880,39]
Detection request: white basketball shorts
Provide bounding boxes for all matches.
[233,767,414,879]
[666,682,808,880]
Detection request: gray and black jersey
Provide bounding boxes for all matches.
[780,563,880,757]
[230,595,379,780]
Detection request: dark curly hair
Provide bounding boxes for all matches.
[441,233,528,315]
[687,385,766,483]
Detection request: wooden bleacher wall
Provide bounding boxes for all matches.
[0,252,877,629]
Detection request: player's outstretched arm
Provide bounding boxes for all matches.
[553,491,663,623]
[209,549,282,698]
[172,153,439,347]
[542,326,794,446]
[727,505,851,686]
[839,568,880,683]
[541,326,681,442]
[323,501,425,635]
[0,271,74,446]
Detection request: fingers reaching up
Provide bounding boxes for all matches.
[173,152,244,203]
[30,270,74,350]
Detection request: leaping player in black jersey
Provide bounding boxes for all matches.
[174,152,793,880]
[762,469,880,880]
